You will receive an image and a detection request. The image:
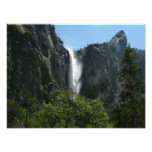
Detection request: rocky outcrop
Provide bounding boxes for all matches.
[7,25,69,103]
[7,26,145,108]
[75,31,145,107]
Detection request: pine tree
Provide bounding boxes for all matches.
[114,45,145,128]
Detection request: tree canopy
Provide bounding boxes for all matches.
[112,45,145,128]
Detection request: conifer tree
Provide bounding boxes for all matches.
[114,45,145,128]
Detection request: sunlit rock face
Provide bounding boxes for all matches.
[8,25,145,107]
[76,30,145,107]
[109,30,127,49]
[20,25,70,89]
[7,25,69,103]
[76,31,128,107]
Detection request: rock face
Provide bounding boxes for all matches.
[7,25,69,103]
[75,31,145,107]
[7,26,145,107]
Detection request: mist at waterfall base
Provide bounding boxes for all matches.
[67,48,83,94]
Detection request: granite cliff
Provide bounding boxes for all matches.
[7,25,69,104]
[74,31,145,107]
[7,25,145,107]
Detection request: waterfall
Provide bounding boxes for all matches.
[67,48,83,94]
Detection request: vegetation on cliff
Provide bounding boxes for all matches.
[7,25,145,128]
[8,89,113,128]
[111,45,145,128]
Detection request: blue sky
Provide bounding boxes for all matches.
[55,25,145,50]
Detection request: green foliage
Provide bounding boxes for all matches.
[7,25,36,46]
[39,58,47,68]
[7,93,39,128]
[49,74,56,82]
[24,30,33,37]
[22,94,38,113]
[74,96,113,128]
[7,88,112,128]
[29,89,75,128]
[7,99,26,128]
[113,45,145,128]
[43,84,49,101]
[29,89,112,128]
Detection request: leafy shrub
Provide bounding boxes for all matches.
[29,89,113,128]
[7,99,26,128]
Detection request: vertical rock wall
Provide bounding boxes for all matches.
[7,25,69,103]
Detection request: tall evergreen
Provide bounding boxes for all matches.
[113,45,145,128]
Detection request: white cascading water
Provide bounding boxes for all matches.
[67,48,83,94]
